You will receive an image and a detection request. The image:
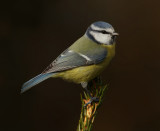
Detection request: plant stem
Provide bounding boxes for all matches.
[77,77,108,131]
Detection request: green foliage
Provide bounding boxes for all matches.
[77,77,108,131]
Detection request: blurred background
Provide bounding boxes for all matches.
[0,0,160,130]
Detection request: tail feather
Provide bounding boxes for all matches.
[21,73,55,93]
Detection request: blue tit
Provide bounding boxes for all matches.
[21,21,118,94]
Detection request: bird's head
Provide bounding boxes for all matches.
[85,21,118,45]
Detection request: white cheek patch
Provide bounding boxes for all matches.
[90,31,111,44]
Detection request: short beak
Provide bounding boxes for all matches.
[112,32,119,36]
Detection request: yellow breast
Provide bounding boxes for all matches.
[54,43,115,83]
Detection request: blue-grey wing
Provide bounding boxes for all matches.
[42,48,107,74]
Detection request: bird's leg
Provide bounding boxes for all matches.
[81,82,99,107]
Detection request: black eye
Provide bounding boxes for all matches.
[101,30,109,34]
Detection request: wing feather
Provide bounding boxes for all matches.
[42,48,107,74]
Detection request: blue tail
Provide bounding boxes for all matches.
[21,73,56,93]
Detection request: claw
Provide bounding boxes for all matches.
[84,97,99,107]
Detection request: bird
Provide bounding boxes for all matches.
[21,21,118,104]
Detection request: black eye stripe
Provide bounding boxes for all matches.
[100,30,109,34]
[90,28,111,34]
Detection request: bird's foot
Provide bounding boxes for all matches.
[84,97,99,107]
